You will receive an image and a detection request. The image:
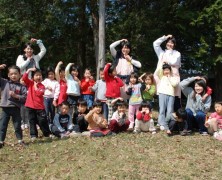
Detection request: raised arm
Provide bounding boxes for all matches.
[32,38,46,61]
[110,39,127,58]
[179,77,197,97]
[153,35,172,58]
[65,63,74,79]
[55,61,63,81]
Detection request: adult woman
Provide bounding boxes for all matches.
[180,77,211,135]
[153,35,181,110]
[16,38,46,77]
[110,39,141,98]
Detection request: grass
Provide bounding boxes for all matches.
[1,112,222,180]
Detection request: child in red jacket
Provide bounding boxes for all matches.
[104,63,124,121]
[80,68,95,109]
[22,68,51,141]
[134,101,156,134]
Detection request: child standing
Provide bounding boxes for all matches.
[126,72,143,131]
[65,63,80,115]
[109,100,130,133]
[139,72,156,108]
[104,63,124,122]
[23,68,51,141]
[50,101,74,138]
[134,101,156,134]
[80,68,95,109]
[154,63,179,131]
[42,66,60,124]
[55,61,67,106]
[85,101,112,137]
[0,64,27,148]
[91,67,108,120]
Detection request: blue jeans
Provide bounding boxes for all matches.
[44,97,55,124]
[0,107,22,142]
[186,108,207,133]
[82,94,94,109]
[102,101,108,121]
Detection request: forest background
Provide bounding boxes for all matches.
[0,0,222,100]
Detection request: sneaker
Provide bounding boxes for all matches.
[133,130,140,134]
[24,124,29,129]
[201,132,208,136]
[21,124,25,131]
[166,130,172,136]
[180,130,192,136]
[18,140,26,146]
[151,131,156,135]
[36,125,40,130]
[49,134,56,139]
[60,133,69,139]
[160,126,165,131]
[0,142,4,148]
[69,131,82,137]
[213,132,219,138]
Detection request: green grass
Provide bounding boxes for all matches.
[1,121,222,180]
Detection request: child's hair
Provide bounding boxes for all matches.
[84,68,91,73]
[162,63,172,71]
[166,36,176,48]
[77,98,87,107]
[108,64,116,74]
[192,79,207,100]
[8,65,20,74]
[142,72,154,84]
[60,101,70,108]
[129,72,139,83]
[69,64,79,74]
[59,65,65,73]
[120,40,132,53]
[215,101,222,106]
[202,75,209,85]
[99,67,104,72]
[31,68,42,78]
[92,100,103,113]
[113,100,128,112]
[175,108,187,121]
[46,66,55,76]
[139,100,151,111]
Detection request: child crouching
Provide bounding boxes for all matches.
[134,101,156,134]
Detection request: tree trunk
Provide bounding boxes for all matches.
[97,0,105,79]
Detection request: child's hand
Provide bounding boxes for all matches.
[0,64,6,70]
[118,97,123,101]
[30,38,37,43]
[47,87,52,91]
[205,121,209,128]
[166,34,173,39]
[194,76,201,80]
[57,61,63,65]
[65,131,70,135]
[74,76,80,82]
[90,76,94,80]
[145,85,151,90]
[121,39,128,42]
[145,109,150,114]
[9,91,18,99]
[85,78,89,82]
[119,112,124,117]
[27,67,36,73]
[124,54,131,62]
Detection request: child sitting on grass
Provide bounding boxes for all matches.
[50,101,78,138]
[0,64,27,148]
[205,101,222,140]
[165,108,187,136]
[134,101,156,134]
[85,101,112,137]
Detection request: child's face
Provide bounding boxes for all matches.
[194,83,204,94]
[94,106,102,114]
[84,70,91,79]
[130,76,137,84]
[71,70,78,77]
[121,45,130,55]
[60,70,65,79]
[117,105,126,113]
[145,77,152,85]
[142,107,150,113]
[24,46,33,57]
[8,69,20,82]
[99,71,104,80]
[166,40,175,50]
[60,105,69,115]
[78,104,87,113]
[48,71,55,80]
[215,103,222,114]
[33,72,43,83]
[163,68,171,76]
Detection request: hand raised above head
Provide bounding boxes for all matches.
[30,38,37,43]
[0,64,6,70]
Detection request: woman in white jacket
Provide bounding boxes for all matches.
[16,38,46,77]
[153,34,181,111]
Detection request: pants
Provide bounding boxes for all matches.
[128,104,140,128]
[134,119,156,132]
[206,118,218,134]
[77,116,89,132]
[82,94,94,109]
[67,95,79,118]
[186,108,207,133]
[50,125,75,137]
[174,96,182,112]
[168,120,185,132]
[158,94,175,128]
[91,131,112,137]
[20,105,29,125]
[26,107,51,138]
[101,101,108,121]
[107,98,115,122]
[44,97,55,124]
[109,120,130,133]
[0,107,22,142]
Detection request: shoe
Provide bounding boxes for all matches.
[18,140,26,146]
[31,137,37,142]
[180,130,192,136]
[69,132,82,137]
[201,132,208,136]
[81,131,91,136]
[49,134,56,139]
[133,130,140,134]
[160,126,165,131]
[213,132,219,138]
[21,124,25,131]
[36,125,40,130]
[151,131,156,135]
[0,142,4,148]
[24,124,29,129]
[127,127,134,132]
[166,130,172,136]
[60,133,69,139]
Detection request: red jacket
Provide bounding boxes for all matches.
[136,111,151,122]
[104,64,124,98]
[80,78,95,95]
[23,73,45,110]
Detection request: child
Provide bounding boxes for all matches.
[125,72,143,131]
[201,76,213,102]
[42,66,60,124]
[73,99,89,132]
[139,72,156,108]
[0,64,27,148]
[165,108,187,136]
[109,100,130,133]
[80,68,95,109]
[104,63,124,122]
[154,63,179,131]
[91,67,108,120]
[50,101,74,138]
[55,61,67,106]
[85,101,112,137]
[65,63,80,115]
[205,101,222,139]
[22,68,51,141]
[134,101,156,134]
